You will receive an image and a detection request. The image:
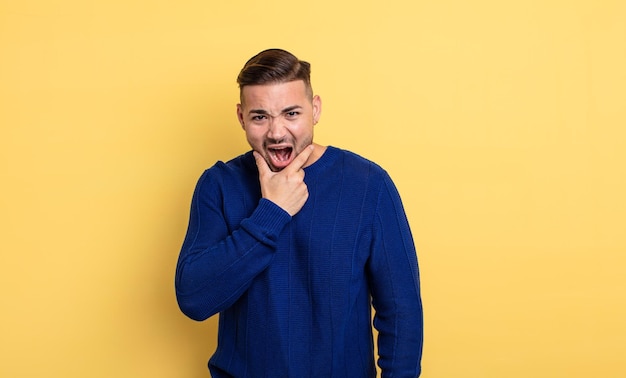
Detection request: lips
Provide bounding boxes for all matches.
[267,146,294,170]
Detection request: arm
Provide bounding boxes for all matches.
[368,174,423,377]
[175,170,291,321]
[175,147,314,321]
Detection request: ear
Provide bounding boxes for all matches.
[236,103,245,129]
[312,95,322,125]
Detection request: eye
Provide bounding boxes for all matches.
[251,115,267,121]
[285,111,300,118]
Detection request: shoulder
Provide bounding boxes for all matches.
[330,146,389,181]
[201,151,256,179]
[207,151,255,175]
[332,148,405,208]
[195,151,257,193]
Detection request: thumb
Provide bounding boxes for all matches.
[253,151,271,175]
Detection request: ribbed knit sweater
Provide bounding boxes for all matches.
[175,146,423,377]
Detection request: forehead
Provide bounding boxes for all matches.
[241,80,309,109]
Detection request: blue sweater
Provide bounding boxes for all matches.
[176,146,423,377]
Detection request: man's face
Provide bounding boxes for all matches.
[237,80,321,172]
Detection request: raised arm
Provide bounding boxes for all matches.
[175,147,314,321]
[175,170,290,321]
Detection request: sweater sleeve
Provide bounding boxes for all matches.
[367,173,423,377]
[175,169,291,321]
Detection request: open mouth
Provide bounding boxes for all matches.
[268,147,293,169]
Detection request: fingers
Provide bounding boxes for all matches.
[285,144,314,173]
[253,146,312,216]
[253,151,271,176]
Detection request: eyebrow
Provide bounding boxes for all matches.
[248,105,303,116]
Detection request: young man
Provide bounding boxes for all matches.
[175,49,423,377]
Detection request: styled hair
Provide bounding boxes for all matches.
[237,49,313,101]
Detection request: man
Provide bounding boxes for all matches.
[175,48,423,377]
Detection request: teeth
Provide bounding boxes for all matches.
[270,148,291,162]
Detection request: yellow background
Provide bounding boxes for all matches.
[1,0,625,377]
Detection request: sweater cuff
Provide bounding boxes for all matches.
[242,198,291,244]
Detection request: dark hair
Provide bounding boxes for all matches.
[237,49,313,101]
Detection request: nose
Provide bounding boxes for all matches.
[267,116,287,141]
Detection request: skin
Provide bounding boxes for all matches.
[237,80,323,171]
[237,80,325,216]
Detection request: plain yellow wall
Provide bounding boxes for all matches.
[2,0,625,377]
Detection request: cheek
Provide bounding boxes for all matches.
[244,128,264,146]
[292,123,314,139]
